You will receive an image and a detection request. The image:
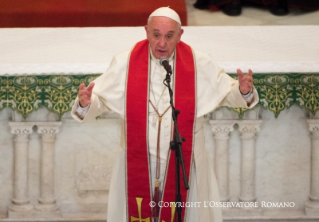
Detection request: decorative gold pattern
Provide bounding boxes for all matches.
[229,73,319,118]
[298,75,319,115]
[1,73,319,119]
[130,197,150,222]
[170,202,176,222]
[0,74,100,119]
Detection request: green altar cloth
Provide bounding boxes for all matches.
[1,73,318,119]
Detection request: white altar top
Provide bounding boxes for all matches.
[0,26,318,75]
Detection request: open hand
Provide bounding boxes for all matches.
[237,69,253,94]
[78,82,95,107]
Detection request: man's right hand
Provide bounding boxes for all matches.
[78,82,95,107]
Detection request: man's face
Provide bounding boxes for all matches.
[145,16,184,59]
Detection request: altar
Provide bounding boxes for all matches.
[0,26,319,222]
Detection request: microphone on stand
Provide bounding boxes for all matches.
[160,57,172,74]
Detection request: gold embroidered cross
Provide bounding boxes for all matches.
[130,197,151,222]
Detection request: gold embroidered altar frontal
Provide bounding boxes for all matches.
[0,73,318,119]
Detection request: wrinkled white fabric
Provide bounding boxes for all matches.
[71,47,259,222]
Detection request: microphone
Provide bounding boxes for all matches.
[159,57,172,74]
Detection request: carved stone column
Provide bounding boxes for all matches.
[238,120,262,203]
[305,119,319,215]
[35,122,62,216]
[210,120,235,202]
[8,122,34,213]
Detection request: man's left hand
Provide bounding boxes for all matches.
[237,69,253,94]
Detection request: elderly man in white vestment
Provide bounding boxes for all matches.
[71,7,258,222]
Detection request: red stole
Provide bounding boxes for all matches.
[125,39,196,222]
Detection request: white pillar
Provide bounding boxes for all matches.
[305,119,319,215]
[8,122,34,212]
[238,120,262,203]
[35,122,62,214]
[210,120,235,202]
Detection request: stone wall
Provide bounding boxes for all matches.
[1,105,319,221]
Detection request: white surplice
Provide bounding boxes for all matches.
[71,46,259,222]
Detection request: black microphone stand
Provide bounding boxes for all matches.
[163,66,189,222]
